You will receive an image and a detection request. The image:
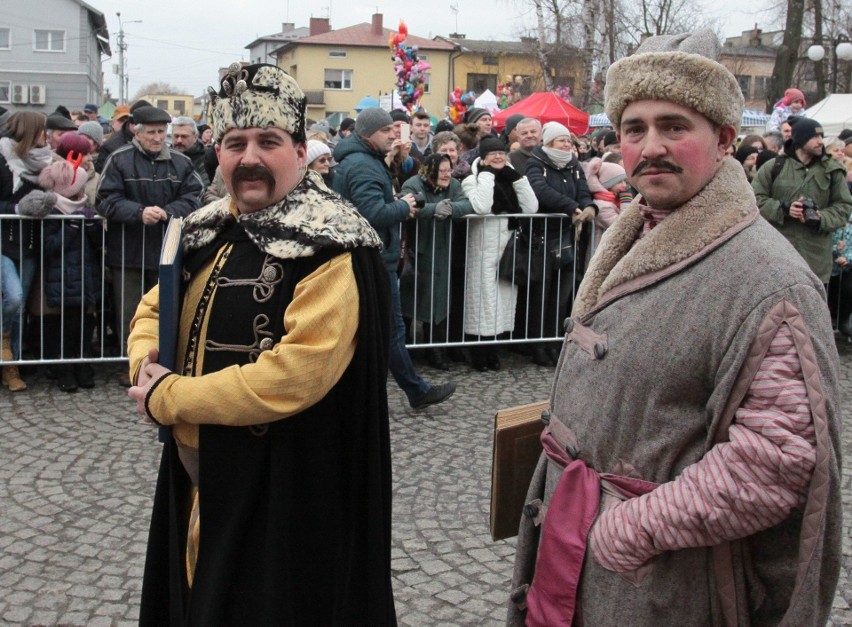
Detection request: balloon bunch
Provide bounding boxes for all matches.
[554,85,573,103]
[496,82,515,110]
[446,87,471,124]
[389,21,431,113]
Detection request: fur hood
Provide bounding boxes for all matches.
[574,158,758,318]
[182,169,381,259]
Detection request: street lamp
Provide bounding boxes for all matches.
[807,35,852,94]
[116,12,142,105]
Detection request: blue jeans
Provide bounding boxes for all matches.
[386,268,430,400]
[1,254,36,358]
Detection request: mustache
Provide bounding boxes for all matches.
[631,160,683,176]
[231,164,276,189]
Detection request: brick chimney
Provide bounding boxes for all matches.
[372,13,383,36]
[310,17,331,36]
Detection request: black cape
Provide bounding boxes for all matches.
[139,242,395,626]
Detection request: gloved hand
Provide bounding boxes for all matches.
[434,199,453,220]
[571,205,596,226]
[17,189,57,218]
[780,200,791,217]
[500,166,522,183]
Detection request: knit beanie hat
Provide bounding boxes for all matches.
[38,159,88,199]
[355,107,394,138]
[583,157,626,193]
[207,63,306,143]
[339,117,356,133]
[605,29,743,134]
[734,144,759,165]
[541,122,571,146]
[390,109,410,123]
[837,128,852,145]
[502,114,525,139]
[783,88,806,107]
[790,117,824,149]
[465,107,490,125]
[78,121,104,147]
[600,130,619,148]
[756,149,777,171]
[478,136,507,160]
[306,139,331,165]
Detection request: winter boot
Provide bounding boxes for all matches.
[1,332,26,392]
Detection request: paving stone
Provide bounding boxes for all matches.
[1,346,851,623]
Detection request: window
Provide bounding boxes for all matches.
[324,69,352,90]
[0,28,10,50]
[156,99,168,109]
[0,81,9,103]
[482,55,498,66]
[753,76,768,99]
[174,100,186,114]
[328,50,347,58]
[421,73,431,94]
[467,73,497,94]
[735,74,751,97]
[34,29,65,52]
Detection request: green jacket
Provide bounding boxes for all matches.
[753,150,852,282]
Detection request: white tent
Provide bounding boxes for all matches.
[803,94,852,136]
[474,89,500,114]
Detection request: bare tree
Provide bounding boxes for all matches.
[767,0,805,111]
[133,82,185,100]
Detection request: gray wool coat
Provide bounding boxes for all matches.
[508,159,842,626]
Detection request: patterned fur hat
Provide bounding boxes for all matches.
[208,62,307,143]
[605,29,743,134]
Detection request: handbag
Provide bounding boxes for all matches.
[499,230,544,285]
[545,227,574,266]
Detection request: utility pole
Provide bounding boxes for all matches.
[117,12,125,104]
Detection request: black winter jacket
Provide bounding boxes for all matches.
[42,205,102,308]
[96,139,203,269]
[0,153,44,260]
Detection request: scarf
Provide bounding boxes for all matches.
[594,190,618,205]
[0,137,52,193]
[53,194,91,216]
[484,167,520,216]
[542,146,574,169]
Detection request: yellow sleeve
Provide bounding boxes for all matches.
[146,252,359,426]
[127,284,162,384]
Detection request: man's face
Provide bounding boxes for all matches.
[112,117,128,133]
[436,141,458,165]
[798,134,824,161]
[136,124,168,153]
[171,125,197,152]
[365,125,395,156]
[516,122,541,151]
[476,114,493,135]
[412,117,431,140]
[780,122,792,141]
[743,152,758,169]
[48,129,73,150]
[619,99,734,212]
[216,127,306,215]
[86,110,98,121]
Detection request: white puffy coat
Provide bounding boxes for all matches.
[461,159,538,336]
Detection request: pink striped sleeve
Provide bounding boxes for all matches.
[590,323,816,573]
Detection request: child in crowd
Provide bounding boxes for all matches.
[37,155,101,392]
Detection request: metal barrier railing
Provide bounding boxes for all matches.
[4,211,849,369]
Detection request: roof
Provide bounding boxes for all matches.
[78,0,111,56]
[436,36,536,56]
[273,22,455,54]
[720,46,776,59]
[245,27,310,50]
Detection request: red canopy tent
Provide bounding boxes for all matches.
[491,92,590,136]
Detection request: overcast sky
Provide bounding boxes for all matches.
[86,0,778,100]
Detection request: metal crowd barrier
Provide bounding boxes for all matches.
[3,212,851,369]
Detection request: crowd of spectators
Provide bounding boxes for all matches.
[3,91,852,393]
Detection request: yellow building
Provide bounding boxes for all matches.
[720,26,782,111]
[136,93,195,118]
[272,15,454,125]
[436,35,585,104]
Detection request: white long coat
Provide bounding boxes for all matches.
[461,159,538,336]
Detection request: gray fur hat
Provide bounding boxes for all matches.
[355,108,393,138]
[208,63,306,143]
[605,29,743,134]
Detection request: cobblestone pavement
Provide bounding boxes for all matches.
[1,342,850,626]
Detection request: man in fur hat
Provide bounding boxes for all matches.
[508,30,841,626]
[127,63,396,625]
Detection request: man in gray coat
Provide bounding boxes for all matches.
[508,30,842,626]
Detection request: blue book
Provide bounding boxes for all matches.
[156,217,183,442]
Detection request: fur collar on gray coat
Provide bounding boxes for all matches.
[574,158,756,318]
[182,169,381,259]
